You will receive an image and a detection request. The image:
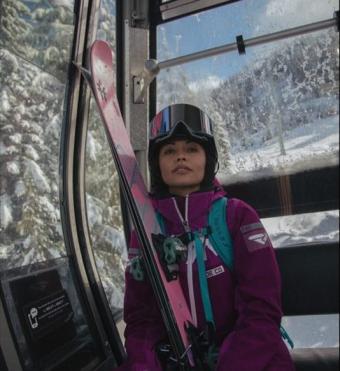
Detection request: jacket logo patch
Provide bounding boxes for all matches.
[248,233,268,245]
[242,229,271,252]
[206,265,225,279]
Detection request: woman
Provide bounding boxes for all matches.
[121,104,295,371]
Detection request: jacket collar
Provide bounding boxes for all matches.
[152,186,226,235]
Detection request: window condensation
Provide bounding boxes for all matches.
[0,0,75,270]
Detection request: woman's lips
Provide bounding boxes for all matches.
[172,165,191,173]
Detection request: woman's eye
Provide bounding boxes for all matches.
[163,147,175,155]
[187,146,198,153]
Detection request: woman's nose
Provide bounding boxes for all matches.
[176,151,186,161]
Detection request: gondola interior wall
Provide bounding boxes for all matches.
[0,0,339,370]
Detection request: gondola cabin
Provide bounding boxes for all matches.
[0,0,338,370]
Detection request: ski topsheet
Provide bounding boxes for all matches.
[84,40,195,368]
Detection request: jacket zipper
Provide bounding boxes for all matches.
[172,196,198,326]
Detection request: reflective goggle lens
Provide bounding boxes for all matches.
[149,104,213,139]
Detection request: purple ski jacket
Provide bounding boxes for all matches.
[119,186,295,371]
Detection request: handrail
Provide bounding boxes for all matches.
[133,13,338,103]
[158,16,338,70]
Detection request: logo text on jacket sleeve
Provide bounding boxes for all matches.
[240,223,271,252]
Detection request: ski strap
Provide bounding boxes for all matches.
[280,324,294,349]
[208,197,233,271]
[191,197,232,330]
[193,232,215,327]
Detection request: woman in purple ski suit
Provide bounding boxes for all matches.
[120,104,295,371]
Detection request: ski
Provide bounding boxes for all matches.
[79,40,200,369]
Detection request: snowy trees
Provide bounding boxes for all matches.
[0,1,74,269]
[84,5,127,312]
[0,56,66,269]
[0,0,74,81]
[0,0,126,312]
[85,104,127,311]
[0,0,31,55]
[210,29,339,148]
[156,27,338,180]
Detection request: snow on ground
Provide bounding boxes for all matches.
[218,114,339,248]
[220,115,339,184]
[263,210,339,248]
[282,314,339,348]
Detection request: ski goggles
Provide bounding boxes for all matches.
[149,104,214,143]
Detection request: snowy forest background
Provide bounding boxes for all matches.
[0,0,338,348]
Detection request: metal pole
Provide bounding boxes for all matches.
[158,17,337,70]
[134,14,338,102]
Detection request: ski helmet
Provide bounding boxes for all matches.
[148,103,218,194]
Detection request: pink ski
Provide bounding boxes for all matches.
[84,40,195,368]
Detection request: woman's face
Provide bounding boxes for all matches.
[158,139,206,196]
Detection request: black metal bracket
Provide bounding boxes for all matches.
[236,34,246,54]
[130,0,150,28]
